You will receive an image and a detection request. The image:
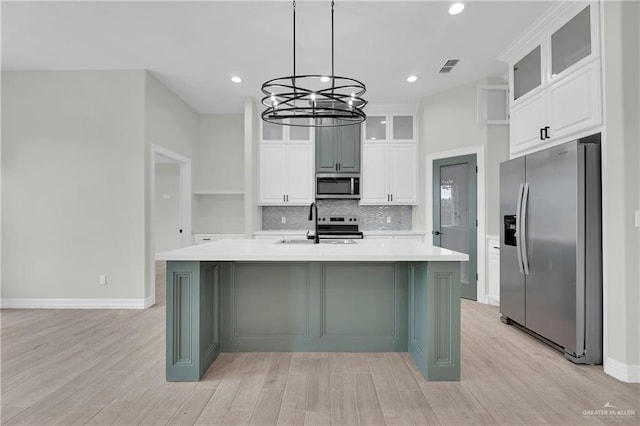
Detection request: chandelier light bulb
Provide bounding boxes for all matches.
[449,2,465,15]
[320,76,330,83]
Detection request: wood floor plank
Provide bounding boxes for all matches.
[354,373,386,425]
[263,352,292,390]
[306,357,331,412]
[249,388,284,426]
[330,390,359,426]
[280,373,309,412]
[167,388,215,425]
[304,410,331,426]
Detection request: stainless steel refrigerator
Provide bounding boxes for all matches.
[499,137,602,364]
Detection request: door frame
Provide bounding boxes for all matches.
[147,144,192,308]
[426,145,487,304]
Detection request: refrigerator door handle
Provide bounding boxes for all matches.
[515,183,525,274]
[521,182,530,275]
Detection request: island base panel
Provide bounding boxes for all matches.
[166,260,460,382]
[408,262,461,381]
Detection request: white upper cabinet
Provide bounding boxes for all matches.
[361,109,418,205]
[259,119,314,205]
[500,2,602,157]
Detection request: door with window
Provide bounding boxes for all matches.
[433,154,477,300]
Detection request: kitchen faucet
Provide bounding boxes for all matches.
[307,202,319,244]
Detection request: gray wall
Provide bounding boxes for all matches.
[602,1,640,373]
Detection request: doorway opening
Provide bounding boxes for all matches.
[147,144,191,307]
[426,146,486,302]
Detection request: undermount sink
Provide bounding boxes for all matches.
[276,239,358,245]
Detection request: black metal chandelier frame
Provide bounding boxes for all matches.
[261,0,367,127]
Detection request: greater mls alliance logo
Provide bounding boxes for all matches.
[583,402,636,418]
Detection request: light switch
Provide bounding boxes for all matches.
[386,216,391,224]
[99,274,107,285]
[281,216,286,224]
[635,210,640,227]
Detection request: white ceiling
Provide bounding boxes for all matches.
[2,1,555,114]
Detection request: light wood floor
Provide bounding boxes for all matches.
[1,262,638,425]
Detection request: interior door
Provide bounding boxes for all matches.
[433,154,478,300]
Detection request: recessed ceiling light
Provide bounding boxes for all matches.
[381,120,386,124]
[449,2,465,15]
[320,76,330,83]
[407,75,418,83]
[231,76,242,83]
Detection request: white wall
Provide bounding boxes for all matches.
[245,99,261,238]
[154,162,181,252]
[602,1,640,381]
[144,72,199,301]
[417,78,509,237]
[1,70,147,302]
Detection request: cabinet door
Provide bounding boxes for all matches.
[550,4,594,79]
[364,115,387,141]
[261,120,284,141]
[488,239,500,305]
[361,144,389,204]
[337,124,361,172]
[391,115,414,141]
[509,92,548,156]
[285,144,314,205]
[389,144,417,204]
[547,59,601,141]
[315,125,337,172]
[512,45,543,102]
[259,144,287,204]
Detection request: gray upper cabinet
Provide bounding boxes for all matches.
[315,122,361,173]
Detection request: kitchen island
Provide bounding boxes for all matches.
[156,238,468,382]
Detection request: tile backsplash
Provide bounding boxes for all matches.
[262,200,412,231]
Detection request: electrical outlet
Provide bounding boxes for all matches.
[99,274,107,285]
[386,216,391,224]
[281,216,286,224]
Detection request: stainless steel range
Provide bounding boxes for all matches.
[317,216,363,239]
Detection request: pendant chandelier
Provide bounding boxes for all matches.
[261,0,367,127]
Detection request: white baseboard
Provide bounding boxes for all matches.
[1,297,153,310]
[487,295,500,306]
[605,357,640,383]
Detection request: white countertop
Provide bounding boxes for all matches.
[157,238,468,262]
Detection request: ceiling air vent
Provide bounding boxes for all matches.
[439,59,460,74]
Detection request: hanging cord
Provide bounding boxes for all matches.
[331,0,334,78]
[292,0,296,76]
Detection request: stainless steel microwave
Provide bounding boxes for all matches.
[316,173,360,199]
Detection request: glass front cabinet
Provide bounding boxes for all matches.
[503,2,602,157]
